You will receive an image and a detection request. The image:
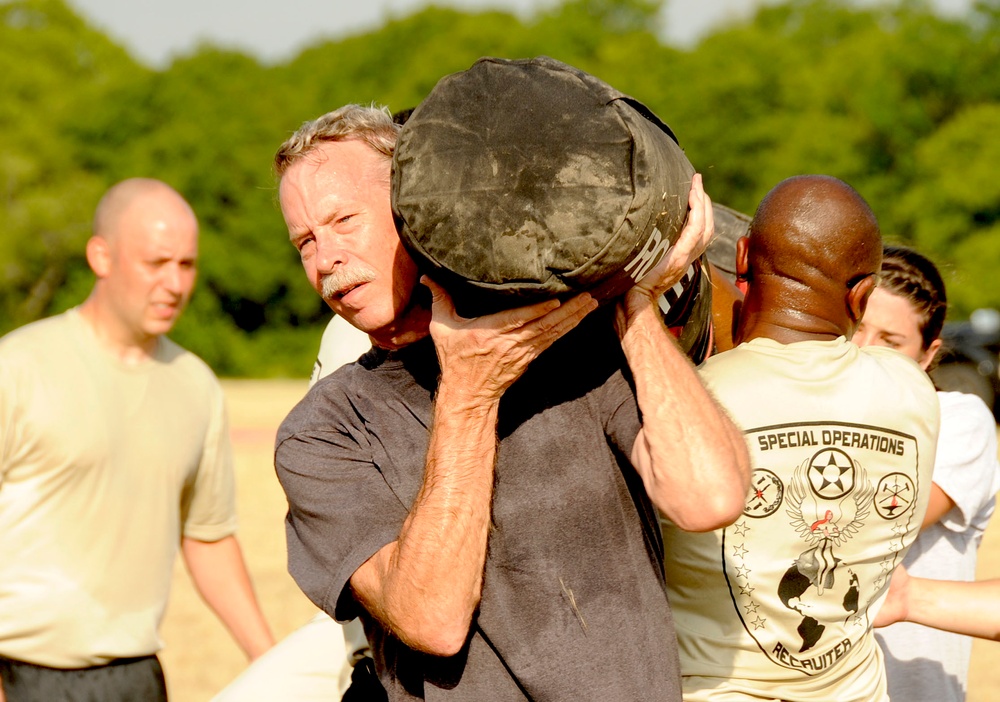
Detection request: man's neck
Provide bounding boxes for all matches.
[736,276,857,344]
[739,323,844,346]
[78,296,159,364]
[369,304,433,351]
[372,326,431,351]
[736,299,850,346]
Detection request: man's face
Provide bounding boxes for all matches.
[279,140,420,343]
[103,196,198,342]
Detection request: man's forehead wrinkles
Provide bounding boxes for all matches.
[287,182,326,223]
[312,193,352,228]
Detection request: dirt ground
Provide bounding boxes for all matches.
[159,379,1000,701]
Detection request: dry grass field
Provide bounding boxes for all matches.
[158,379,1000,701]
[160,379,316,701]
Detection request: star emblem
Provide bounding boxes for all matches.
[808,449,854,499]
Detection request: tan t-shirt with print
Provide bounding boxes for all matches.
[0,308,237,667]
[665,337,939,701]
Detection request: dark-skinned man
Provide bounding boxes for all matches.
[662,175,939,701]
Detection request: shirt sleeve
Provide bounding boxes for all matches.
[180,376,239,541]
[933,392,1000,533]
[276,385,409,623]
[600,368,642,461]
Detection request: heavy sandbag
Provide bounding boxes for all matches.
[392,55,698,318]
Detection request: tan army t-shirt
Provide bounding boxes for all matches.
[0,308,236,667]
[665,337,939,701]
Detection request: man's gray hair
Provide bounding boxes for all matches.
[274,104,400,176]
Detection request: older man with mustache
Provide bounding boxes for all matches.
[269,100,749,701]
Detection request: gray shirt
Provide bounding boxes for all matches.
[276,316,681,700]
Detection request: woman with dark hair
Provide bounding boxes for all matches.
[854,245,1000,701]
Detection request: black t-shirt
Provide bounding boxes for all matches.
[276,314,682,700]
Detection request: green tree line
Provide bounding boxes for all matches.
[2,0,998,376]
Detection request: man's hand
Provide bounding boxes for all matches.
[423,276,598,403]
[614,172,751,531]
[619,173,714,326]
[350,279,598,656]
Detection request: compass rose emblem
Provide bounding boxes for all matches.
[745,469,784,518]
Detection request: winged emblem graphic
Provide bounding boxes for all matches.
[787,449,874,549]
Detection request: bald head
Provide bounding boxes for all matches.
[736,175,882,343]
[93,178,196,245]
[749,175,881,287]
[82,178,200,357]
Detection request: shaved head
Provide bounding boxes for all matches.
[736,175,883,343]
[82,178,200,358]
[749,175,881,292]
[93,178,196,246]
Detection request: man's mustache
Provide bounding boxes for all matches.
[321,267,377,300]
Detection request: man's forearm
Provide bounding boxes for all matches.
[622,300,750,531]
[181,535,275,660]
[350,284,596,657]
[351,384,498,657]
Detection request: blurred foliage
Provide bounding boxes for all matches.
[2,0,999,375]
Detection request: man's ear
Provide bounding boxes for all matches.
[735,236,750,296]
[86,236,112,278]
[847,274,877,327]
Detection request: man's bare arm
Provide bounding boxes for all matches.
[619,174,751,532]
[350,283,597,656]
[181,535,275,660]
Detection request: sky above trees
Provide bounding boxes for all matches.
[64,0,976,66]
